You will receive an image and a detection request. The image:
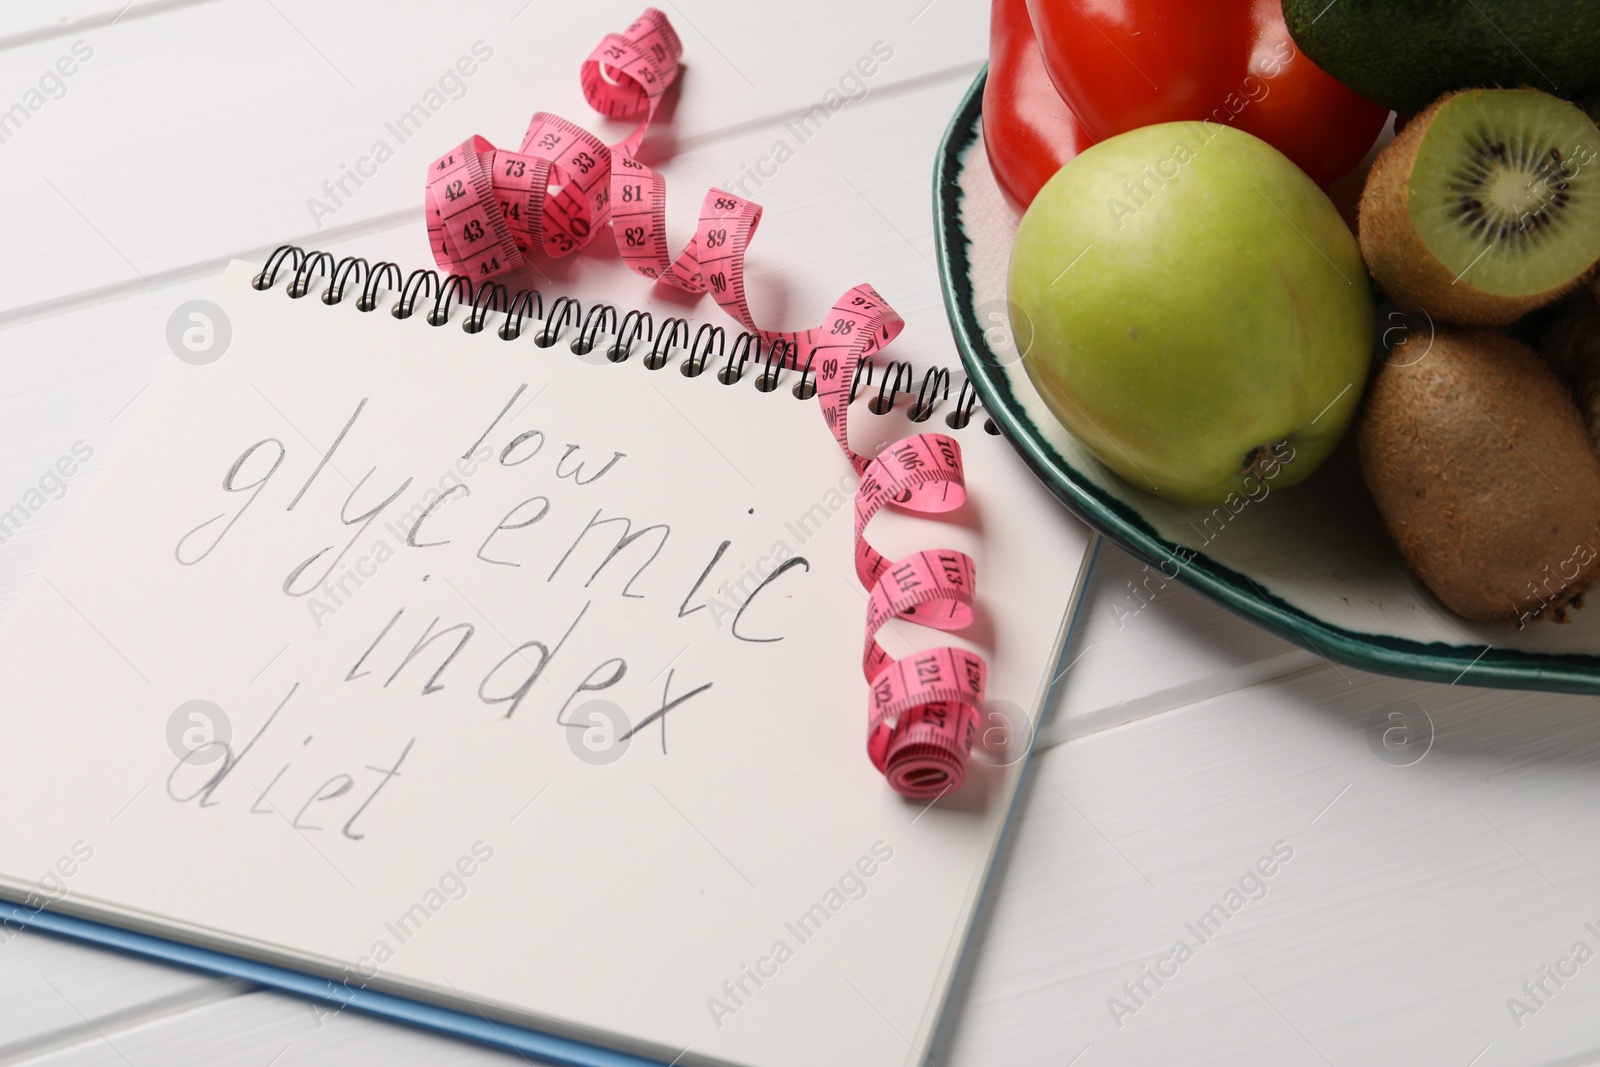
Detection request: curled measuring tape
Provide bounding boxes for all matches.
[422,8,988,799]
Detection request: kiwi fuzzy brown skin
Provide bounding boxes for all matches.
[1540,292,1600,455]
[1359,91,1600,327]
[1359,328,1600,624]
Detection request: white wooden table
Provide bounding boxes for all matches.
[1,2,1598,1064]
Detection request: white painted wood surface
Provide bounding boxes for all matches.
[0,1,1595,1064]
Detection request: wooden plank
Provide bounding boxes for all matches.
[938,663,1600,1066]
[10,987,524,1065]
[0,927,244,1061]
[1040,542,1323,748]
[0,1,221,50]
[0,0,986,317]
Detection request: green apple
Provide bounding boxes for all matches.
[1008,121,1373,507]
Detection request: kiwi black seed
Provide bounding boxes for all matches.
[1359,328,1600,623]
[1360,89,1600,326]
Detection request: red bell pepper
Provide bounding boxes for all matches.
[1022,0,1388,187]
[984,0,1094,213]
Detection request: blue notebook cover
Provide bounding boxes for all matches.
[1,900,661,1066]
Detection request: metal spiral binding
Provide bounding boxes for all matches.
[254,245,987,430]
[537,296,581,348]
[869,360,913,416]
[465,283,507,334]
[575,304,616,354]
[646,317,689,371]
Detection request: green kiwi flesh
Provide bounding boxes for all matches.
[1410,90,1600,298]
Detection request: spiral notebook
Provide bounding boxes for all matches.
[0,254,1093,1067]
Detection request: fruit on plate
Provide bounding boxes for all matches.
[1360,328,1600,624]
[1008,122,1373,507]
[1026,0,1389,186]
[984,0,1094,213]
[1541,292,1600,455]
[1283,0,1600,115]
[1359,89,1600,327]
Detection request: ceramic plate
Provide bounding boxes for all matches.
[934,69,1600,693]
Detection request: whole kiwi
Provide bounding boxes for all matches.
[1359,328,1600,623]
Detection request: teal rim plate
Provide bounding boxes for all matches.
[934,68,1600,694]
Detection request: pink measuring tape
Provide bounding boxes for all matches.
[424,9,988,799]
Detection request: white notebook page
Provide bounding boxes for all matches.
[0,260,1092,1067]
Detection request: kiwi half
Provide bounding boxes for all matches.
[1360,89,1600,326]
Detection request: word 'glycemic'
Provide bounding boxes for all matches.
[305,444,495,627]
[707,470,861,628]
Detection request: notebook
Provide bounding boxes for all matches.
[0,254,1094,1067]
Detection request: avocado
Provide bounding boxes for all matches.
[1282,0,1600,115]
[1581,86,1600,124]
